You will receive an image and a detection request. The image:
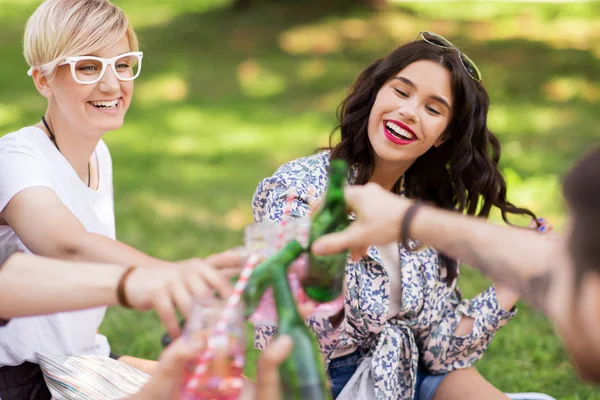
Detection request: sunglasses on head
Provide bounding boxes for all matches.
[414,31,482,82]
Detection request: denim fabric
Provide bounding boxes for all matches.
[328,350,364,399]
[415,364,448,400]
[328,349,448,400]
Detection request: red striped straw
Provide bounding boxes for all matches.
[184,191,298,391]
[184,253,261,389]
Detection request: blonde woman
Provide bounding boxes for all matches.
[0,1,239,397]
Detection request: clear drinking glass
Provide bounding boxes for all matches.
[244,219,344,324]
[180,298,245,400]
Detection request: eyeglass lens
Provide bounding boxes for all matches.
[73,54,140,82]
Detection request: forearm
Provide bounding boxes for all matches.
[0,252,124,319]
[410,206,555,311]
[54,232,170,268]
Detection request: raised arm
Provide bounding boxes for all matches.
[409,204,557,312]
[313,183,560,313]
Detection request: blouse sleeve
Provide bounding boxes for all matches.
[252,169,313,222]
[415,256,517,373]
[251,156,347,355]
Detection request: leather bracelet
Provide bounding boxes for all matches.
[117,266,136,308]
[400,201,422,249]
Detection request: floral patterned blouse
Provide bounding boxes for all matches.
[251,151,516,400]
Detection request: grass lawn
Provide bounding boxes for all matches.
[1,0,599,398]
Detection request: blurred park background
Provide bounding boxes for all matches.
[1,0,599,398]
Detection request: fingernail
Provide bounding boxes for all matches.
[538,226,546,232]
[537,218,544,223]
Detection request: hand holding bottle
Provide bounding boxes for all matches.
[312,183,412,260]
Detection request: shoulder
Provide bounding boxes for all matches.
[261,151,331,193]
[0,127,50,159]
[0,127,55,172]
[252,152,330,220]
[274,151,331,174]
[0,128,57,211]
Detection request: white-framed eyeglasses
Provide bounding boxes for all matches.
[27,51,144,85]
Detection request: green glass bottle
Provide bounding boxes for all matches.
[271,246,333,400]
[303,159,350,302]
[242,240,305,318]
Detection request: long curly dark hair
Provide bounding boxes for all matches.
[329,39,538,283]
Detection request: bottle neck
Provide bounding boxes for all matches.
[271,247,304,325]
[324,188,343,206]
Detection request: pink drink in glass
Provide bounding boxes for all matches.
[245,220,345,326]
[181,301,245,400]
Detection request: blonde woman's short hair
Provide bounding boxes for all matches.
[24,0,139,78]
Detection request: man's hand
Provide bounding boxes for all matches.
[133,335,295,400]
[126,248,245,338]
[131,335,203,400]
[312,183,411,260]
[254,335,294,399]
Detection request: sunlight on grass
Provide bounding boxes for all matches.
[119,0,234,29]
[593,43,600,59]
[313,87,349,113]
[133,194,253,230]
[340,19,370,41]
[236,60,288,98]
[158,105,330,160]
[488,104,574,134]
[502,167,564,226]
[0,0,38,4]
[163,107,207,135]
[297,59,328,82]
[374,12,419,41]
[393,2,600,54]
[2,1,599,397]
[136,74,189,106]
[0,104,23,127]
[391,1,598,21]
[544,76,600,102]
[279,24,343,55]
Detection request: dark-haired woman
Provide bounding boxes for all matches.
[251,32,541,400]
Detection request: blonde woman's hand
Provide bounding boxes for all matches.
[126,247,245,339]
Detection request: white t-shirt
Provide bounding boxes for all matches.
[0,126,115,366]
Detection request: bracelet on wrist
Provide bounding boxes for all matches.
[400,201,422,250]
[117,266,136,308]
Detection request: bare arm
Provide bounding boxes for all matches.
[1,187,169,267]
[313,183,559,314]
[448,217,551,335]
[0,250,242,337]
[411,207,557,312]
[0,252,123,318]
